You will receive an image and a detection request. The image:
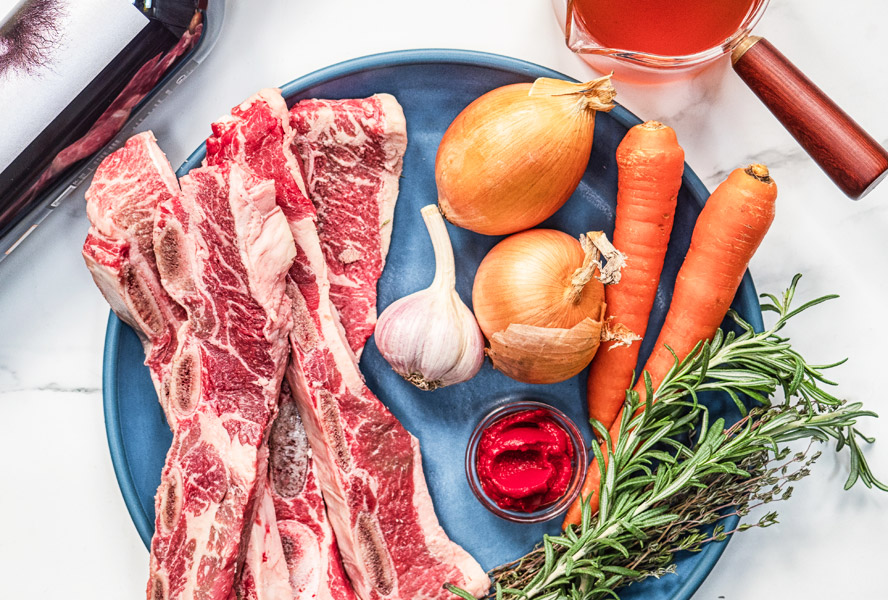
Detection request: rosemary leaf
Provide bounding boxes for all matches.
[458,276,888,600]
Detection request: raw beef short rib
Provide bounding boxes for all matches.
[238,92,490,600]
[84,132,296,600]
[269,381,357,600]
[82,132,185,412]
[208,88,488,599]
[84,88,484,600]
[210,89,411,600]
[206,89,357,600]
[148,163,295,600]
[289,95,406,356]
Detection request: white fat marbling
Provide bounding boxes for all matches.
[1,0,886,598]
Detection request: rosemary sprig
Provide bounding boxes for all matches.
[448,275,885,600]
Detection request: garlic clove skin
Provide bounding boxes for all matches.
[375,288,485,390]
[374,204,485,390]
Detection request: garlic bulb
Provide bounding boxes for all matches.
[375,205,485,390]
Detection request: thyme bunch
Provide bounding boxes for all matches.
[449,276,886,600]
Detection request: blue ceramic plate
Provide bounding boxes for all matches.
[103,49,763,599]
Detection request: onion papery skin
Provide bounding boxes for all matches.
[488,315,604,384]
[436,82,600,236]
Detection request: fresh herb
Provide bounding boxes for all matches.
[448,275,885,600]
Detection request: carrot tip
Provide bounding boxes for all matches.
[746,163,772,183]
[640,120,667,130]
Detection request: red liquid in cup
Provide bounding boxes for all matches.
[572,0,756,56]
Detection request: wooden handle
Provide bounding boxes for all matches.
[732,36,888,199]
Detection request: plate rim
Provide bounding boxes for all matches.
[103,48,764,599]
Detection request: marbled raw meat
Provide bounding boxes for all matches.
[269,381,357,600]
[83,132,293,600]
[82,131,185,412]
[206,90,357,600]
[147,163,295,600]
[215,88,489,600]
[289,95,406,356]
[210,89,411,600]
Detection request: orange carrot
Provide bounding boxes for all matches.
[587,121,685,430]
[565,163,778,528]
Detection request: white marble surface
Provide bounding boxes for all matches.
[1,0,886,597]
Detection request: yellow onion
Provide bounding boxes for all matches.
[435,76,616,236]
[472,229,625,384]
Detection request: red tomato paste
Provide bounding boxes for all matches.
[476,409,574,512]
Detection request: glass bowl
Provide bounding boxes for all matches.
[465,400,588,523]
[551,0,770,80]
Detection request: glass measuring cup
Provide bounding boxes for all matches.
[552,0,888,199]
[553,0,770,78]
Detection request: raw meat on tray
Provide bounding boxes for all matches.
[82,131,185,414]
[288,96,490,600]
[207,89,359,600]
[146,163,295,600]
[289,95,406,356]
[206,88,489,600]
[218,89,413,600]
[83,134,298,600]
[206,88,488,599]
[84,85,489,600]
